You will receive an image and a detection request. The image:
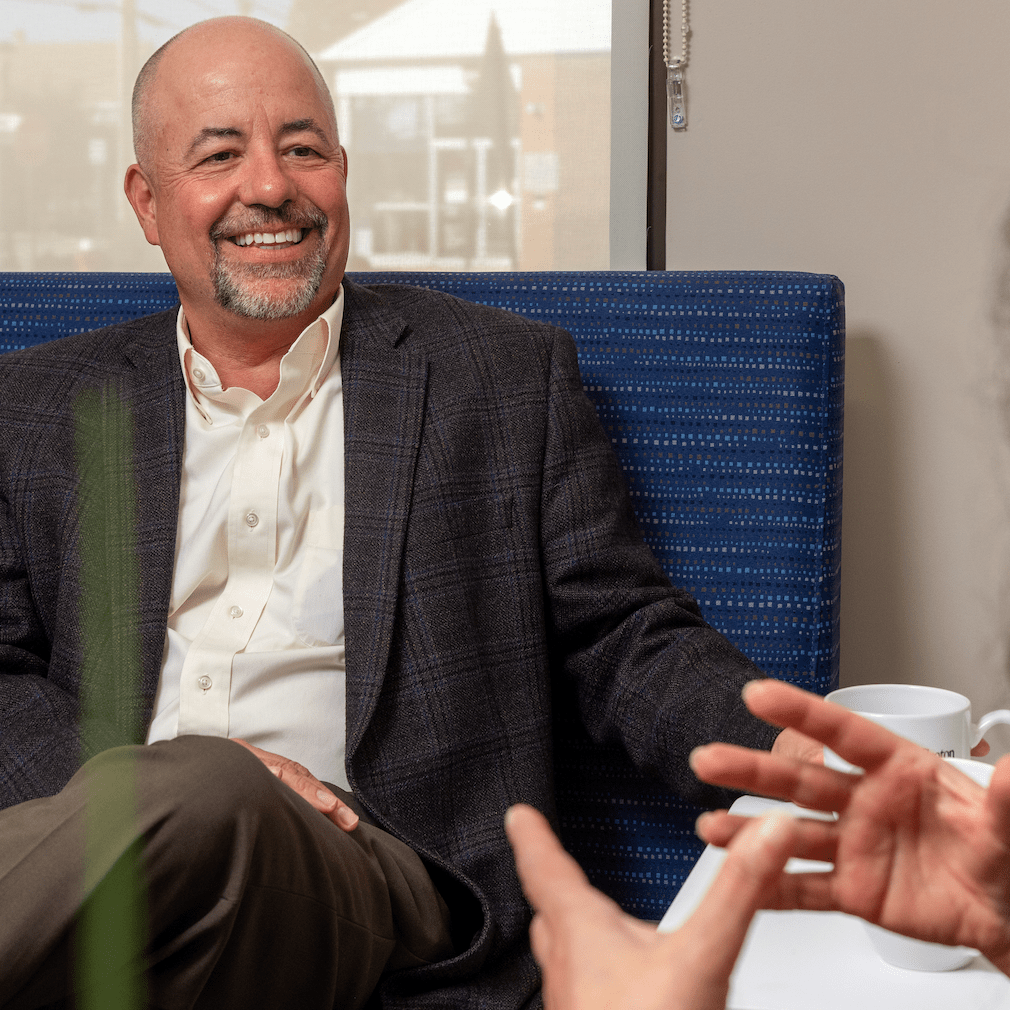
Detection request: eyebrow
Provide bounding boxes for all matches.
[279,119,329,144]
[185,119,330,159]
[185,126,242,160]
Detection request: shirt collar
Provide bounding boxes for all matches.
[176,286,344,424]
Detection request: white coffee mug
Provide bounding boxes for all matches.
[823,684,1010,773]
[862,756,995,971]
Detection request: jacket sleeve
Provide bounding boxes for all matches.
[0,487,93,807]
[539,326,781,805]
[0,358,149,810]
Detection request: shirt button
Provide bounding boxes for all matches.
[245,512,259,528]
[192,367,206,381]
[197,675,212,692]
[256,424,270,439]
[229,605,244,619]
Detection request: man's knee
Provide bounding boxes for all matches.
[141,734,268,786]
[134,734,278,832]
[69,735,280,864]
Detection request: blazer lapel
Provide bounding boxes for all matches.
[340,279,428,763]
[119,312,187,720]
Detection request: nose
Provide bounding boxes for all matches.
[237,145,298,209]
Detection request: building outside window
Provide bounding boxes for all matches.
[0,0,611,273]
[324,0,610,272]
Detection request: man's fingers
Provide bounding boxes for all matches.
[231,738,359,831]
[740,680,900,773]
[690,741,855,813]
[321,797,360,831]
[274,767,359,831]
[771,726,825,764]
[505,804,591,916]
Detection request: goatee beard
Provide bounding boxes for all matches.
[210,207,329,321]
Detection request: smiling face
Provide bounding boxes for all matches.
[125,19,349,330]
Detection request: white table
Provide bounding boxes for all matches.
[657,797,1010,1009]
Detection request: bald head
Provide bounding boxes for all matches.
[122,14,350,331]
[131,17,337,173]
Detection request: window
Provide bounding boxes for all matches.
[0,0,622,273]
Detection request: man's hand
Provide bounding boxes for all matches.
[505,803,797,1010]
[231,739,359,832]
[770,725,823,765]
[690,679,1010,976]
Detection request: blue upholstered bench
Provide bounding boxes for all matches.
[0,269,845,919]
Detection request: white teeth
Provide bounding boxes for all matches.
[234,229,304,247]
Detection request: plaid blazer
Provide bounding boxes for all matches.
[0,278,777,1008]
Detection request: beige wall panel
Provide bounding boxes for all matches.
[665,0,1010,755]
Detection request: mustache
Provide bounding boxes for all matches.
[210,203,328,240]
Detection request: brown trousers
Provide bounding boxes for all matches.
[0,736,454,1009]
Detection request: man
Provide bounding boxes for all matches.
[0,17,809,1008]
[507,680,1010,1010]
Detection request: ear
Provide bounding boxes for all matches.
[124,164,162,247]
[339,145,348,183]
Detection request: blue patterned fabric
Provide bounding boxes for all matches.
[0,270,844,918]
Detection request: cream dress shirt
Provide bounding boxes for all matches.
[145,289,350,790]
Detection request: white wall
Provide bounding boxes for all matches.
[665,0,1010,756]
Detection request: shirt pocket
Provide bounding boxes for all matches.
[292,504,344,647]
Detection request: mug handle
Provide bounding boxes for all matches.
[973,709,1010,746]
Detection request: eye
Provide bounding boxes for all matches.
[289,145,320,158]
[203,150,234,164]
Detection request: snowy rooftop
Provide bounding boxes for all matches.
[319,0,611,63]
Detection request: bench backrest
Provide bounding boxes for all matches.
[0,269,845,916]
